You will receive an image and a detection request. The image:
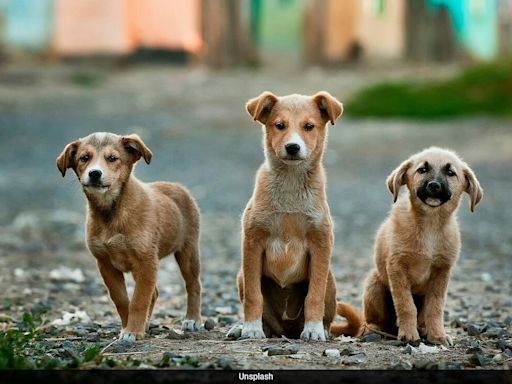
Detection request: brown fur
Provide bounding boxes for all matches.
[237,91,357,340]
[56,132,202,340]
[362,147,483,346]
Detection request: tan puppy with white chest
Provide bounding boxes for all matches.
[57,132,202,341]
[363,147,483,346]
[236,91,360,341]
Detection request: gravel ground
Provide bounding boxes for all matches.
[0,63,511,370]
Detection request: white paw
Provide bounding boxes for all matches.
[119,329,137,342]
[300,321,327,341]
[241,319,266,339]
[181,319,201,332]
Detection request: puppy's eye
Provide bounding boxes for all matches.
[107,155,118,163]
[275,122,285,130]
[446,169,456,177]
[417,166,428,174]
[304,122,315,131]
[80,155,90,163]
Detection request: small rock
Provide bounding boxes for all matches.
[226,324,242,339]
[201,308,217,317]
[496,339,512,352]
[360,333,382,343]
[469,354,492,367]
[323,349,340,358]
[112,340,134,353]
[341,353,367,365]
[504,316,512,327]
[204,318,215,331]
[86,333,101,342]
[467,323,482,336]
[149,327,168,336]
[403,344,418,355]
[485,327,505,338]
[466,340,483,354]
[451,317,467,328]
[382,340,406,347]
[262,344,299,356]
[165,329,186,340]
[340,347,355,356]
[493,353,504,364]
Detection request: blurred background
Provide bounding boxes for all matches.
[0,0,511,354]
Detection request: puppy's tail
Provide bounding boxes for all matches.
[330,302,363,337]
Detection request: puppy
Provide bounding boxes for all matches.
[362,147,483,346]
[56,132,202,341]
[235,91,360,341]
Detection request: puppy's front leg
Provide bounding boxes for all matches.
[423,267,452,346]
[301,230,332,342]
[241,232,265,339]
[387,257,420,343]
[121,261,157,341]
[97,260,130,328]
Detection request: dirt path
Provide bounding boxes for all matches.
[0,64,511,370]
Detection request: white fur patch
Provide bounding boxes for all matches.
[300,321,327,341]
[287,132,307,158]
[241,319,265,339]
[425,197,442,207]
[119,329,137,342]
[181,319,200,332]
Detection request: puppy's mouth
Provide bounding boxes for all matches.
[417,190,451,208]
[83,183,111,193]
[280,156,305,165]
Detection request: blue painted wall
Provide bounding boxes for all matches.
[0,0,54,50]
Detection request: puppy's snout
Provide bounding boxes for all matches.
[89,169,102,181]
[427,180,441,194]
[285,143,301,156]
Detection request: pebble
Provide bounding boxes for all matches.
[469,354,492,367]
[204,318,215,331]
[504,316,512,327]
[112,340,134,353]
[360,333,382,343]
[403,344,418,355]
[496,339,512,352]
[466,323,482,336]
[413,358,431,370]
[341,353,367,365]
[485,327,505,338]
[323,349,340,358]
[262,344,299,356]
[340,347,355,356]
[226,324,242,339]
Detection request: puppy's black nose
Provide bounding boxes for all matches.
[285,143,301,155]
[427,181,441,194]
[89,170,102,180]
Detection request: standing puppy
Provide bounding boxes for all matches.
[56,132,202,341]
[236,91,360,341]
[363,147,483,346]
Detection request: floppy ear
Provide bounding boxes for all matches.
[463,166,483,212]
[312,91,343,125]
[122,134,153,164]
[386,160,412,203]
[56,141,79,177]
[246,91,279,124]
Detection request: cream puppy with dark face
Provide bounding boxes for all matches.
[57,132,202,341]
[363,147,483,346]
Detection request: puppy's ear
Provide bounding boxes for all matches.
[386,160,412,203]
[122,134,153,164]
[56,141,79,177]
[312,91,343,125]
[463,166,483,212]
[246,92,279,124]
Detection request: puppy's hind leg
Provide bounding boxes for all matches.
[175,243,202,332]
[363,270,391,335]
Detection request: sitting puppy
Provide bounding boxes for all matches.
[363,147,483,346]
[235,91,360,341]
[56,132,202,341]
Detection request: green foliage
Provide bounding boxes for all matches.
[346,61,512,119]
[0,312,39,369]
